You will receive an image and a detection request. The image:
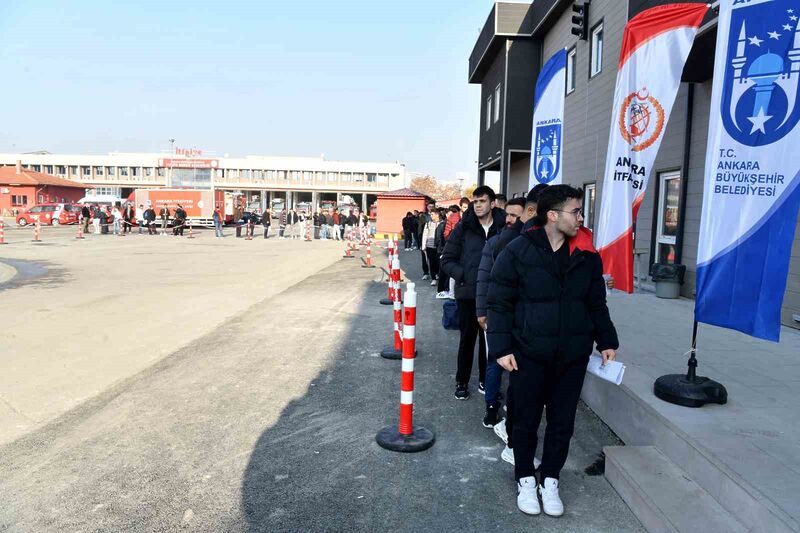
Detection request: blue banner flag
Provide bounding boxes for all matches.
[529,48,567,187]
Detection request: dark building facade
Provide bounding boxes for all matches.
[469,0,800,330]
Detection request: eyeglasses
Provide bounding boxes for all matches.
[551,208,584,217]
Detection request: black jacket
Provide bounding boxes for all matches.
[486,226,619,366]
[434,220,446,254]
[475,218,526,318]
[440,206,505,300]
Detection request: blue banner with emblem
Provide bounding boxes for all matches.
[529,48,567,188]
[696,0,800,341]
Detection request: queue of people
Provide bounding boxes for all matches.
[79,203,189,236]
[408,184,618,519]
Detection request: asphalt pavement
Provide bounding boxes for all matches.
[0,245,644,532]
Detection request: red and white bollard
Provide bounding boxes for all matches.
[187,223,194,239]
[380,237,395,304]
[381,254,412,360]
[0,219,6,245]
[32,218,42,243]
[305,220,312,242]
[343,228,355,258]
[376,283,434,452]
[361,238,375,268]
[76,221,85,240]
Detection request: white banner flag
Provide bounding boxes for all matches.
[595,3,708,293]
[695,0,800,342]
[530,48,567,187]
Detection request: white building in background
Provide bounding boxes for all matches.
[0,151,407,212]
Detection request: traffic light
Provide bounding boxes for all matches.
[571,1,591,40]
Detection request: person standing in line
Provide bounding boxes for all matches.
[434,208,449,296]
[402,211,414,250]
[286,209,297,239]
[460,196,470,214]
[494,194,508,211]
[213,207,224,238]
[313,210,320,239]
[123,203,134,234]
[296,210,306,239]
[91,205,101,234]
[440,186,505,400]
[487,185,618,517]
[318,210,328,239]
[421,208,442,287]
[159,205,170,231]
[419,202,435,279]
[262,208,271,239]
[81,204,91,234]
[331,209,341,241]
[136,204,146,234]
[173,205,186,236]
[111,204,122,235]
[278,208,287,238]
[475,196,528,431]
[143,205,157,235]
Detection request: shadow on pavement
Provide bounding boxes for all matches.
[241,250,644,533]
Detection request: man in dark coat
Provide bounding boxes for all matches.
[440,185,505,400]
[487,184,618,517]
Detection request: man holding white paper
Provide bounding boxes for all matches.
[487,185,619,517]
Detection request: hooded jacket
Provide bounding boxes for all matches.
[475,218,526,318]
[440,206,506,300]
[486,225,618,366]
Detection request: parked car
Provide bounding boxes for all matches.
[16,203,79,226]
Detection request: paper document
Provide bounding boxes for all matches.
[586,355,626,386]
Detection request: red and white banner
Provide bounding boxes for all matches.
[595,3,708,293]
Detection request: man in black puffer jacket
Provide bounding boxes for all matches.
[487,185,618,517]
[441,185,505,400]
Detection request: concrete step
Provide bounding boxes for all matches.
[605,446,747,533]
[582,366,798,532]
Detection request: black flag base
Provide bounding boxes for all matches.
[654,373,728,408]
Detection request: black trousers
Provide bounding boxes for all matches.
[425,247,439,279]
[456,299,486,385]
[404,230,413,248]
[420,247,429,275]
[510,356,587,481]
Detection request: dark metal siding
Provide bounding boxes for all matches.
[479,47,506,168]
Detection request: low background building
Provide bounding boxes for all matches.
[0,162,87,216]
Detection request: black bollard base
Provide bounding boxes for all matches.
[654,374,728,408]
[361,264,376,268]
[343,255,356,259]
[380,346,416,359]
[376,425,435,453]
[379,298,393,305]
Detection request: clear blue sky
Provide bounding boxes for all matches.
[0,0,493,183]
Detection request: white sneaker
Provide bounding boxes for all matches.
[539,478,564,517]
[517,477,541,515]
[501,445,515,465]
[435,291,449,299]
[446,292,455,300]
[430,279,437,286]
[493,419,508,444]
[422,274,430,280]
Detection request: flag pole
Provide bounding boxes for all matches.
[653,320,727,408]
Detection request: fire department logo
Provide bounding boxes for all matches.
[618,88,665,152]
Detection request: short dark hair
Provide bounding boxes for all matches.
[505,197,526,209]
[459,197,470,206]
[449,204,460,213]
[526,184,550,205]
[472,185,496,202]
[495,193,507,203]
[533,185,584,226]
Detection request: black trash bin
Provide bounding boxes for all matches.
[649,263,686,299]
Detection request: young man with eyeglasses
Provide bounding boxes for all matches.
[487,185,619,517]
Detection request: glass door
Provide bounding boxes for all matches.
[655,171,681,264]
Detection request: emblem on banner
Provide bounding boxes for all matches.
[618,88,665,152]
[534,123,561,184]
[722,0,800,146]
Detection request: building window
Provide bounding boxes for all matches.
[82,166,91,176]
[367,173,376,183]
[341,173,352,182]
[291,171,300,180]
[304,171,313,182]
[120,167,129,177]
[131,167,139,177]
[316,172,324,181]
[106,166,116,176]
[494,85,501,123]
[486,95,492,131]
[590,22,604,77]
[69,166,78,176]
[353,172,364,182]
[56,165,66,175]
[567,47,577,94]
[328,172,338,182]
[32,165,41,172]
[11,195,28,206]
[278,170,286,180]
[583,183,596,231]
[94,166,104,176]
[145,167,153,177]
[44,165,53,174]
[656,171,682,264]
[157,168,165,177]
